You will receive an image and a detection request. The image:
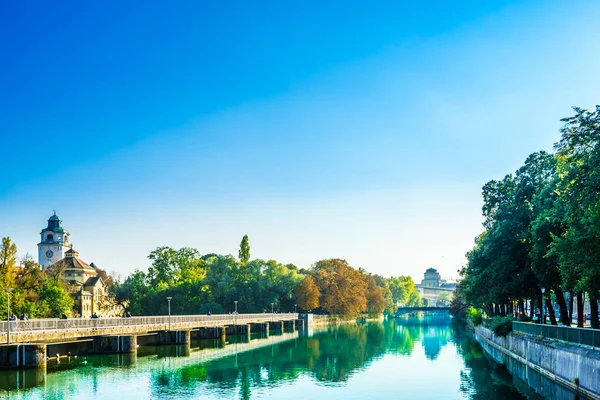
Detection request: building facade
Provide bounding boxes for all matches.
[415,267,456,306]
[37,211,71,269]
[39,212,121,317]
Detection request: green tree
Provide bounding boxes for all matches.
[39,280,74,318]
[553,106,600,328]
[239,235,250,265]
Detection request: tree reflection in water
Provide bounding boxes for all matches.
[0,319,542,400]
[148,320,457,398]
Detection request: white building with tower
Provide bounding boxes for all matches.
[36,211,122,317]
[38,211,71,269]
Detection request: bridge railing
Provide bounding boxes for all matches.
[513,321,600,348]
[0,313,298,333]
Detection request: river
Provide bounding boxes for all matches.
[0,318,547,399]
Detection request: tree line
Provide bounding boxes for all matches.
[458,106,600,328]
[112,235,426,318]
[1,234,426,319]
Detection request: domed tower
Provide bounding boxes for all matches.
[38,211,71,269]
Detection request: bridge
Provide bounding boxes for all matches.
[395,307,450,316]
[394,307,452,325]
[0,313,303,370]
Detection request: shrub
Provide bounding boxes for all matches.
[466,307,483,326]
[490,316,513,337]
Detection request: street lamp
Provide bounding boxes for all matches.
[166,297,172,331]
[294,304,297,315]
[540,287,545,325]
[271,302,274,322]
[5,288,12,345]
[234,300,238,325]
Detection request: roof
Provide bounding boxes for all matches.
[41,212,67,234]
[46,255,97,275]
[425,267,438,273]
[65,248,79,255]
[84,276,104,287]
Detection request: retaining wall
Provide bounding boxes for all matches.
[474,325,600,399]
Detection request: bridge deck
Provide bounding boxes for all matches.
[0,313,299,344]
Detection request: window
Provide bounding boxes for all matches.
[46,234,54,241]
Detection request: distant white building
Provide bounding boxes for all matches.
[415,267,456,306]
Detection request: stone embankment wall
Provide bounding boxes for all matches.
[474,325,600,400]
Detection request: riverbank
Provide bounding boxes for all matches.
[473,324,600,399]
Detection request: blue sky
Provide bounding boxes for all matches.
[2,1,600,282]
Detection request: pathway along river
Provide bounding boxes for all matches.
[0,317,573,399]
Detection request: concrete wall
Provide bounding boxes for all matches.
[474,325,600,400]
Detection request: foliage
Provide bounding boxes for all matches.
[466,307,483,326]
[436,291,452,307]
[388,276,422,306]
[311,259,367,319]
[365,275,386,316]
[449,292,468,320]
[0,238,74,318]
[489,316,513,337]
[458,106,600,328]
[294,275,320,311]
[238,235,250,265]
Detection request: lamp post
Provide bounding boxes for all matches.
[271,302,274,322]
[166,297,172,331]
[234,300,238,325]
[5,288,12,345]
[294,304,297,315]
[540,287,545,325]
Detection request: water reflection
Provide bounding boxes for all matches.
[0,318,569,399]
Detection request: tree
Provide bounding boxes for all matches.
[0,237,17,287]
[239,235,250,265]
[436,291,452,307]
[553,106,600,328]
[365,275,386,316]
[295,275,320,311]
[388,276,420,307]
[311,259,367,319]
[39,280,74,318]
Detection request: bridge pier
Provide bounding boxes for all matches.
[195,326,226,340]
[157,330,190,345]
[252,322,269,336]
[270,321,283,332]
[93,335,137,354]
[283,320,295,332]
[0,344,47,370]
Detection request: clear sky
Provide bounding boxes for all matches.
[2,1,600,283]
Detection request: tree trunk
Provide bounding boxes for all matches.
[555,289,570,326]
[539,291,545,324]
[568,290,574,321]
[590,294,599,330]
[518,298,524,318]
[545,296,557,325]
[577,292,584,328]
[529,299,534,319]
[501,303,506,316]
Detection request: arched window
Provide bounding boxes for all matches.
[46,234,54,242]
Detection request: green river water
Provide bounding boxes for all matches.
[0,319,546,400]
